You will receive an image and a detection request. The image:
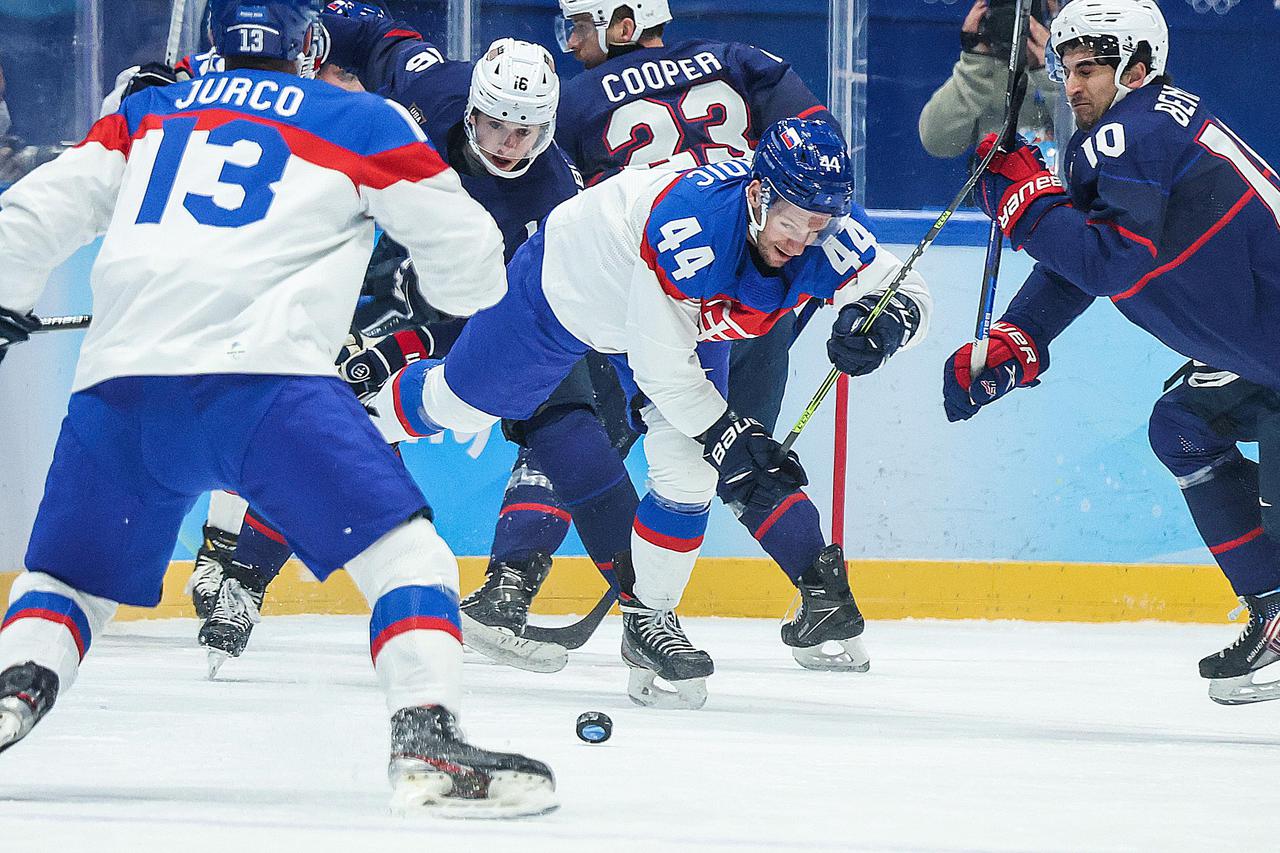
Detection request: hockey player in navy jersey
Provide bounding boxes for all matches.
[0,0,556,815]
[186,8,642,674]
[375,119,932,707]
[941,0,1280,705]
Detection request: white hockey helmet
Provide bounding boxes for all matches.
[1048,0,1168,100]
[465,38,560,179]
[556,0,672,53]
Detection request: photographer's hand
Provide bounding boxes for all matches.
[962,0,991,55]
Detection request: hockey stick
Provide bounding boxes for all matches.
[778,0,1035,455]
[521,587,616,648]
[969,0,1034,377]
[165,0,190,67]
[31,314,92,334]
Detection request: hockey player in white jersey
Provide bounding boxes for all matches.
[375,119,932,707]
[0,0,556,817]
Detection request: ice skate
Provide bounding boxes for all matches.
[621,600,713,710]
[460,553,566,673]
[387,705,558,818]
[1200,589,1280,705]
[779,544,870,672]
[199,569,265,679]
[185,524,238,620]
[0,662,59,755]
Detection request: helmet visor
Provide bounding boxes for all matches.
[765,193,841,247]
[554,16,600,53]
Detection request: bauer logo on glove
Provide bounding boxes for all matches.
[975,133,1068,242]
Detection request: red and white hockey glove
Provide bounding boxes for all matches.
[975,134,1067,244]
[943,321,1045,422]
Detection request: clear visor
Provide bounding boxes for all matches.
[467,110,553,171]
[1047,47,1123,84]
[554,16,602,53]
[766,194,842,245]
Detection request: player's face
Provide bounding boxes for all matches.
[565,14,608,69]
[468,113,547,171]
[749,185,834,269]
[1059,47,1120,131]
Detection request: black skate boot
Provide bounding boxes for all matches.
[1199,589,1280,705]
[459,553,566,673]
[186,524,237,620]
[387,705,557,817]
[199,561,267,680]
[621,599,714,710]
[781,544,871,672]
[0,662,59,755]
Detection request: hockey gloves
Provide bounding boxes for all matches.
[0,306,37,366]
[943,321,1045,422]
[123,63,188,99]
[337,330,428,398]
[975,134,1067,246]
[828,293,921,377]
[702,409,808,508]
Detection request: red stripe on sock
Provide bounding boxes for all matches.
[633,518,704,553]
[754,493,807,541]
[244,512,287,545]
[2,609,87,659]
[370,616,462,662]
[499,502,571,524]
[1210,526,1265,555]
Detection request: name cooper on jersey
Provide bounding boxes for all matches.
[174,75,307,117]
[599,50,729,103]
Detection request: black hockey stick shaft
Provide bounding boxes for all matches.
[969,0,1034,377]
[31,314,92,333]
[522,588,616,648]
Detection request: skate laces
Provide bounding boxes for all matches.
[211,579,262,627]
[640,610,697,656]
[463,564,526,606]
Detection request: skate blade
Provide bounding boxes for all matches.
[791,637,871,673]
[626,666,708,710]
[206,650,230,681]
[461,613,568,674]
[1207,673,1280,705]
[390,769,559,819]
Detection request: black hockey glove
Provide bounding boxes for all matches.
[701,409,807,508]
[123,63,187,99]
[827,292,921,377]
[336,331,421,398]
[0,306,38,366]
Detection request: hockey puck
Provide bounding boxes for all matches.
[576,711,612,743]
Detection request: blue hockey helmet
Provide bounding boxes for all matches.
[750,118,854,227]
[211,0,322,64]
[323,0,388,19]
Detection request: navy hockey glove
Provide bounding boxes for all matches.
[975,133,1067,245]
[123,63,187,99]
[701,410,807,508]
[337,330,429,398]
[827,293,921,377]
[0,306,38,366]
[943,321,1045,422]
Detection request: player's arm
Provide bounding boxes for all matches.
[942,262,1096,422]
[975,123,1176,298]
[321,13,437,93]
[825,213,932,377]
[0,111,129,333]
[732,44,839,136]
[358,101,506,317]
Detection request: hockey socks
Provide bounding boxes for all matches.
[731,489,827,585]
[236,508,295,586]
[490,449,573,564]
[631,492,709,610]
[0,572,116,692]
[522,407,637,591]
[1179,456,1280,596]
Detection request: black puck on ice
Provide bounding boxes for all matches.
[576,711,612,743]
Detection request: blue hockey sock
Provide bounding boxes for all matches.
[524,407,637,590]
[1181,457,1280,596]
[732,490,827,584]
[235,509,294,586]
[490,449,572,563]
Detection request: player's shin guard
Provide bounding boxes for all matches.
[0,572,116,691]
[630,492,709,611]
[490,449,572,565]
[728,488,827,584]
[346,517,463,714]
[236,509,294,585]
[1173,454,1280,596]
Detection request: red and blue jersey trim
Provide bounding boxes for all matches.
[2,591,93,661]
[369,584,462,662]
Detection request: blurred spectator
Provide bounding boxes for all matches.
[918,0,1064,161]
[0,55,67,188]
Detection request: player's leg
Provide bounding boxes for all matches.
[726,310,795,433]
[186,490,248,619]
[234,375,555,815]
[1,378,199,753]
[1148,369,1280,703]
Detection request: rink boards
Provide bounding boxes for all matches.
[0,556,1238,623]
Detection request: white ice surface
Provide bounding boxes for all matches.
[1,615,1276,852]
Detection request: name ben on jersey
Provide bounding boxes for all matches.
[174,75,306,117]
[600,51,725,103]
